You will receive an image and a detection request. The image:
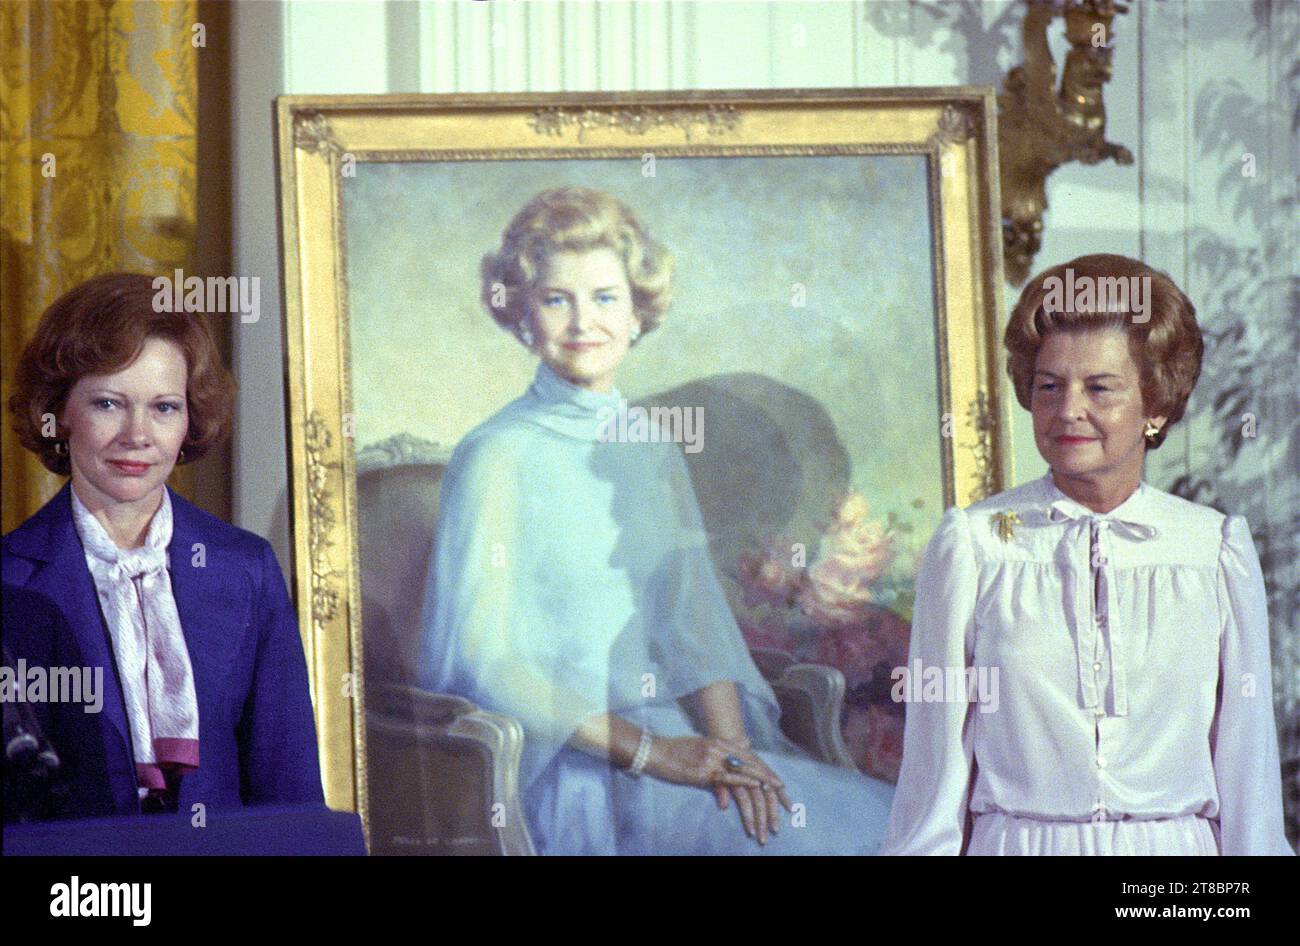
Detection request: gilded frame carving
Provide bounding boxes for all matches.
[273,88,1012,838]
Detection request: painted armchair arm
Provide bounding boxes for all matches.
[749,647,858,769]
[364,683,536,856]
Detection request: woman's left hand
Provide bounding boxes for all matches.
[710,739,793,845]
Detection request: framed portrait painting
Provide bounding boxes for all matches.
[275,87,1010,852]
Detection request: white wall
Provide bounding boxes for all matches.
[229,0,289,572]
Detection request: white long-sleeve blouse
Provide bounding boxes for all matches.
[881,473,1294,856]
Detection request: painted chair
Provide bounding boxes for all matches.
[355,435,855,855]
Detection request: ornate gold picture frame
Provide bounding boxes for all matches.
[275,88,1010,846]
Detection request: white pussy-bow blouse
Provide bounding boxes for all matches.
[881,474,1293,856]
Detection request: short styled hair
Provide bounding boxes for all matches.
[480,186,675,344]
[9,272,236,475]
[1004,254,1204,450]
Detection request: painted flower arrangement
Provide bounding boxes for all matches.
[734,490,917,782]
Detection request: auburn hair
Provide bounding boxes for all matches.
[1004,254,1203,450]
[10,272,235,475]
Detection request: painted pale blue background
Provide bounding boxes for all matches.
[343,154,943,577]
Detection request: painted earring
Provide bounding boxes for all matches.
[629,323,642,343]
[178,448,187,462]
[1144,420,1161,440]
[518,324,534,347]
[53,439,69,457]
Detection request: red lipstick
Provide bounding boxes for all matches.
[109,460,152,475]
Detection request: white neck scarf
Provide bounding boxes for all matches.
[71,487,200,799]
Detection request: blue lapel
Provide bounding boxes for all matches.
[7,485,247,776]
[6,484,134,764]
[166,489,243,741]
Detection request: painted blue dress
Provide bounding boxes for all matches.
[419,362,894,854]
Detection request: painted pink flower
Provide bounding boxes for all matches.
[799,492,895,630]
[732,490,911,783]
[736,538,803,610]
[812,605,909,683]
[813,625,882,684]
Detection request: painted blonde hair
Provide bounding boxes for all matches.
[480,186,675,345]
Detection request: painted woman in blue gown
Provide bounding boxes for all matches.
[418,186,895,854]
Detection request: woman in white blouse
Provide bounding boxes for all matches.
[882,254,1294,856]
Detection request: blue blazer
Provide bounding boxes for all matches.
[2,483,324,819]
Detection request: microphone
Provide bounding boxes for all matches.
[3,644,63,822]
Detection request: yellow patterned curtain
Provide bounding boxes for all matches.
[1,0,198,534]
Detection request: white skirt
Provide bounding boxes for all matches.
[968,812,1220,856]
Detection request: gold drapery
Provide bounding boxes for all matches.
[1,0,198,534]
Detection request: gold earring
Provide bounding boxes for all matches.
[1144,421,1160,440]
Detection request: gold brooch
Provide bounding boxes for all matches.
[992,511,1021,543]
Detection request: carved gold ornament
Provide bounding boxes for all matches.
[997,0,1134,284]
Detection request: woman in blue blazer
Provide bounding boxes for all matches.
[3,273,323,820]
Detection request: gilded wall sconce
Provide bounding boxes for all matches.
[998,0,1134,285]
